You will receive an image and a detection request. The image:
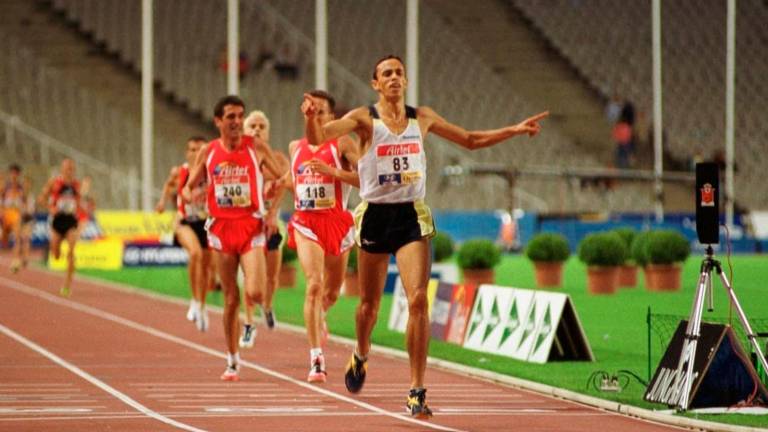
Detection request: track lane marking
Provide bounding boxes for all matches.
[1,276,465,432]
[0,323,207,432]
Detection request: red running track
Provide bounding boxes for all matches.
[0,260,686,432]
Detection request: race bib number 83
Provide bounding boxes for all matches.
[376,142,423,185]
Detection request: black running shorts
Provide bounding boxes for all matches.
[353,200,435,254]
[51,213,78,237]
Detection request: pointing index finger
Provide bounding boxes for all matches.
[528,111,550,122]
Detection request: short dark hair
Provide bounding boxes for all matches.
[307,89,336,112]
[213,95,245,118]
[8,163,21,173]
[372,55,404,80]
[187,136,207,143]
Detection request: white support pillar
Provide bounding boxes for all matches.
[227,0,239,95]
[141,0,154,211]
[652,0,664,222]
[315,0,328,90]
[406,0,419,106]
[725,0,736,229]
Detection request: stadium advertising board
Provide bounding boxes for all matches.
[463,285,592,363]
[94,210,175,241]
[48,237,124,270]
[123,242,189,267]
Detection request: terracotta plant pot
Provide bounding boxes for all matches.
[341,271,359,296]
[278,264,296,288]
[462,268,495,287]
[646,264,682,291]
[586,266,619,295]
[642,266,655,290]
[533,261,564,288]
[618,264,638,287]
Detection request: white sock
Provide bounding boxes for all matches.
[310,348,323,359]
[227,352,240,367]
[190,299,199,308]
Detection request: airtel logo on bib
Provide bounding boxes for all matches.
[214,163,249,177]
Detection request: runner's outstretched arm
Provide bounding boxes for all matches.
[424,108,549,150]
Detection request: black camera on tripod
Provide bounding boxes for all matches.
[695,162,720,245]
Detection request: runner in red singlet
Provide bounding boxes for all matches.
[39,158,89,297]
[183,95,286,381]
[238,110,290,348]
[156,136,215,331]
[288,90,360,383]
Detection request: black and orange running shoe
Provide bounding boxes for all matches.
[406,388,433,419]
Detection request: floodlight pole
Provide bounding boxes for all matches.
[315,0,328,90]
[141,0,153,211]
[651,0,664,223]
[227,0,239,95]
[725,0,736,230]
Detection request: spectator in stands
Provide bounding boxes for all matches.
[218,48,251,80]
[612,120,634,169]
[620,99,635,126]
[604,91,622,124]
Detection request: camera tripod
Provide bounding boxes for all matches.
[675,245,768,411]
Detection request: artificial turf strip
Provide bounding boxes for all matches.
[79,254,768,428]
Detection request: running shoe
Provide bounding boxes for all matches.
[59,286,71,297]
[262,307,276,329]
[239,324,256,348]
[307,355,327,383]
[10,260,20,274]
[344,352,367,393]
[406,388,433,419]
[195,307,209,332]
[186,301,196,322]
[220,364,240,382]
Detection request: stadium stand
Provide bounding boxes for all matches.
[512,0,768,210]
[13,0,759,213]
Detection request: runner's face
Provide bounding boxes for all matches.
[185,140,204,165]
[373,59,407,98]
[215,104,244,142]
[313,98,335,127]
[60,160,75,178]
[244,116,270,142]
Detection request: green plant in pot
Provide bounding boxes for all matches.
[613,227,638,287]
[630,230,653,289]
[457,238,501,286]
[577,231,627,294]
[525,232,570,288]
[432,232,455,263]
[645,230,690,291]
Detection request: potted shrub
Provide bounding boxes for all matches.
[631,230,654,289]
[613,227,638,287]
[432,232,455,263]
[645,230,690,291]
[341,246,359,296]
[279,245,298,288]
[525,232,570,288]
[577,232,627,294]
[457,238,501,286]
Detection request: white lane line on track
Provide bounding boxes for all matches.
[1,276,466,432]
[0,323,208,432]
